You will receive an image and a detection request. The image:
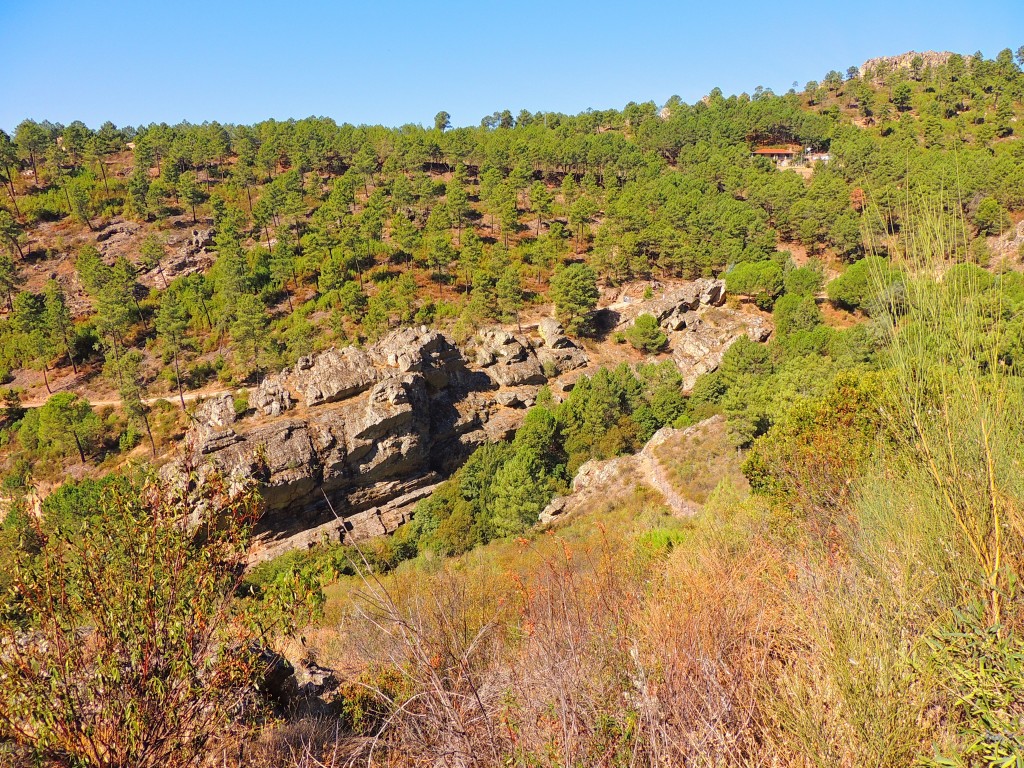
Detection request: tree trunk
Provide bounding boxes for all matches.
[191,203,197,224]
[253,342,262,386]
[173,347,186,411]
[72,430,85,463]
[98,159,109,194]
[29,152,38,186]
[42,365,51,393]
[60,325,77,373]
[199,295,213,328]
[141,407,157,457]
[4,173,19,217]
[132,294,148,330]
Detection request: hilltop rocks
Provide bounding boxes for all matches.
[860,51,959,80]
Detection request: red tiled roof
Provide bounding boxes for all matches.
[753,147,796,155]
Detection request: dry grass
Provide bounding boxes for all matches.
[260,488,792,767]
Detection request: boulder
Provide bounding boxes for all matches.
[538,317,575,349]
[251,374,293,417]
[476,328,546,387]
[536,344,588,376]
[370,326,461,389]
[495,390,525,408]
[291,347,378,406]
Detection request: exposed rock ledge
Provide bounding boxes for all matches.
[167,281,768,560]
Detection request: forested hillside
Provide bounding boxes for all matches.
[0,51,1021,487]
[2,48,1024,768]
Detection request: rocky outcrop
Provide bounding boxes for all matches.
[291,347,378,406]
[180,326,572,560]
[175,281,769,560]
[251,375,293,417]
[533,317,589,376]
[473,329,546,387]
[670,307,771,390]
[603,278,769,391]
[860,51,960,80]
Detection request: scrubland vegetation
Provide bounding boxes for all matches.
[1,47,1024,766]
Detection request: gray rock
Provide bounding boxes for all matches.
[290,346,378,406]
[192,394,243,454]
[671,306,771,390]
[476,328,546,387]
[536,345,588,376]
[538,317,574,349]
[252,374,293,417]
[495,390,525,408]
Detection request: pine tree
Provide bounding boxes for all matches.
[156,287,190,410]
[231,293,270,383]
[43,279,77,374]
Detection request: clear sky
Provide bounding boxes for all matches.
[1,0,1021,132]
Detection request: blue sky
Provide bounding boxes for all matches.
[0,0,1021,131]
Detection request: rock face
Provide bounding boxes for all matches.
[175,280,769,560]
[860,51,959,80]
[606,278,769,391]
[669,306,771,390]
[180,326,579,560]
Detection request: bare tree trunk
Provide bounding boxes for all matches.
[173,347,186,411]
[141,407,157,457]
[3,173,19,217]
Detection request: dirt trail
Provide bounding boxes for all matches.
[21,386,243,410]
[633,429,700,517]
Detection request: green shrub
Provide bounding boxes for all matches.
[784,263,825,297]
[725,260,784,308]
[773,294,823,337]
[625,313,668,352]
[826,256,902,313]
